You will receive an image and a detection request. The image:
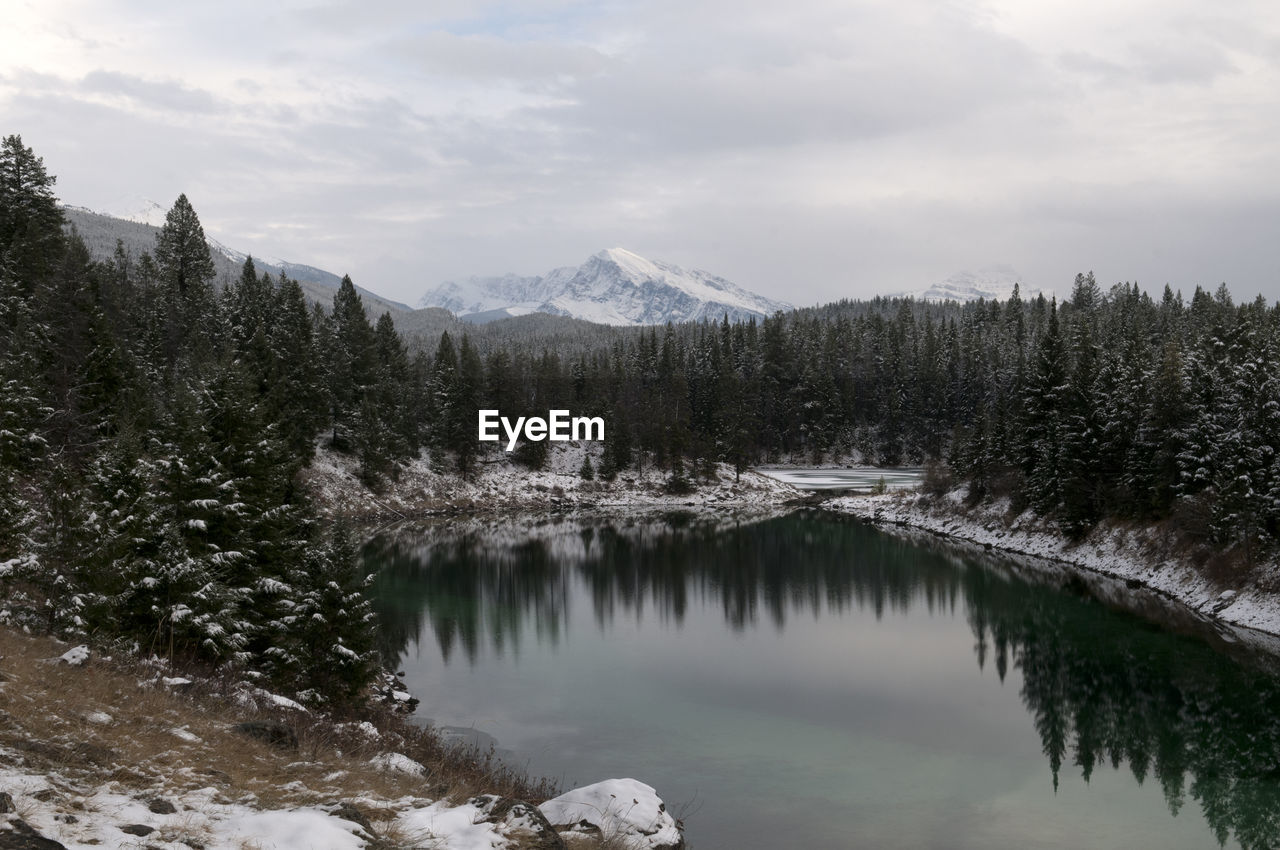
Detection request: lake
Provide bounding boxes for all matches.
[365,510,1280,849]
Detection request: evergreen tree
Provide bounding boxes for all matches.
[155,194,216,298]
[0,135,64,288]
[327,275,376,451]
[1022,300,1066,511]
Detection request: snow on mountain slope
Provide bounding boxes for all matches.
[420,248,791,326]
[897,265,1048,303]
[102,195,169,228]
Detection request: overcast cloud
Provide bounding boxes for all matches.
[3,0,1279,305]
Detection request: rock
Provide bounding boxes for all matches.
[540,779,684,850]
[56,645,89,666]
[0,793,11,813]
[147,798,177,815]
[231,721,297,750]
[0,819,68,849]
[368,752,427,776]
[471,795,565,850]
[119,824,155,836]
[1212,589,1240,613]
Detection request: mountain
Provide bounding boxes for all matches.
[61,205,411,316]
[420,248,792,326]
[896,265,1046,303]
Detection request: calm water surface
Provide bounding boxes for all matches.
[365,511,1280,849]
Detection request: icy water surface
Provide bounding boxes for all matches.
[757,466,923,491]
[365,511,1280,850]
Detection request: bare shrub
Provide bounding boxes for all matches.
[921,460,953,498]
[1171,495,1214,544]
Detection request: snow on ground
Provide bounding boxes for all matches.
[304,441,799,521]
[0,767,369,850]
[831,489,1280,647]
[0,752,679,849]
[0,759,684,850]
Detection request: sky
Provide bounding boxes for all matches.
[3,0,1280,307]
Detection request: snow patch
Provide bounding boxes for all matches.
[540,778,683,849]
[58,644,90,666]
[370,752,427,776]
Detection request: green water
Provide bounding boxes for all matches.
[365,511,1280,849]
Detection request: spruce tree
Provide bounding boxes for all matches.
[155,194,216,298]
[0,135,64,289]
[327,275,377,451]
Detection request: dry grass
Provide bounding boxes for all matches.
[0,626,565,847]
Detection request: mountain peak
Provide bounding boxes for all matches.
[897,265,1048,303]
[102,195,169,228]
[421,249,790,326]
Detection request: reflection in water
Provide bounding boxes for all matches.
[365,511,1280,850]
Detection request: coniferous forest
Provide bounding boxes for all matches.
[3,134,1280,704]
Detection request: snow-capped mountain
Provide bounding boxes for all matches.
[420,248,791,326]
[102,195,169,228]
[897,265,1046,303]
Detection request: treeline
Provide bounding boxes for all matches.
[422,276,1280,554]
[0,135,379,706]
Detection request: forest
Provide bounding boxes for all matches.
[3,133,1279,705]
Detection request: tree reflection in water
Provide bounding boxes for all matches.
[365,510,1280,850]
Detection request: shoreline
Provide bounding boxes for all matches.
[304,443,801,523]
[827,489,1280,652]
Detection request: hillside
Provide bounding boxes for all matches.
[62,206,412,318]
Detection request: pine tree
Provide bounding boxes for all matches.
[269,275,323,461]
[454,335,484,477]
[270,528,379,707]
[0,135,64,289]
[1024,299,1066,515]
[155,194,216,298]
[327,275,377,452]
[154,194,218,369]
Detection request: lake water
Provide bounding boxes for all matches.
[365,511,1280,849]
[757,466,924,491]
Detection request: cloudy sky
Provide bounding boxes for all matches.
[4,0,1279,306]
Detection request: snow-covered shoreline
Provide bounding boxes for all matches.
[303,442,801,521]
[829,489,1280,652]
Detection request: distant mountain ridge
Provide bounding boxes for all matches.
[61,204,411,315]
[896,265,1047,303]
[420,248,792,326]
